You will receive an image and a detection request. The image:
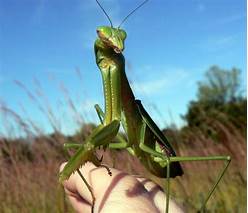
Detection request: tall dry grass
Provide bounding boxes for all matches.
[98,118,246,212]
[0,74,246,212]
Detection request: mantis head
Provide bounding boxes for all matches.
[95,0,148,53]
[97,26,127,53]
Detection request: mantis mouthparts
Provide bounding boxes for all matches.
[114,48,121,53]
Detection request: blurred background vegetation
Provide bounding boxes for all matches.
[0,65,246,212]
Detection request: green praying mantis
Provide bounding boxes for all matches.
[59,0,231,212]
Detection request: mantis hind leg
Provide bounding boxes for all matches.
[169,156,231,212]
[138,120,231,212]
[139,138,231,212]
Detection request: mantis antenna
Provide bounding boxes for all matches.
[118,0,149,28]
[96,0,113,27]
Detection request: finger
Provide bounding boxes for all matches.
[137,177,184,213]
[60,162,92,213]
[65,188,92,213]
[60,162,97,204]
[61,162,160,213]
[84,163,160,213]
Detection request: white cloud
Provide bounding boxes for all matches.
[130,68,189,96]
[131,77,168,95]
[200,35,237,52]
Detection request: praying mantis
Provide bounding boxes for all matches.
[59,0,231,212]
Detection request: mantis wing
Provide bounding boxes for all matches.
[136,99,183,177]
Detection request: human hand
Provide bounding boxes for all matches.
[60,162,184,213]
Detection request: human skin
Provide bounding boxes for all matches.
[60,162,184,213]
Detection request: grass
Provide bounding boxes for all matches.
[0,118,245,212]
[0,75,246,212]
[99,121,246,212]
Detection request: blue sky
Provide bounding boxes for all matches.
[0,0,246,137]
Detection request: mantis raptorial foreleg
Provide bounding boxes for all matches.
[94,104,134,152]
[62,143,96,211]
[62,122,120,212]
[60,120,120,182]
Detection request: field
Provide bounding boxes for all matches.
[0,64,246,213]
[0,104,246,212]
